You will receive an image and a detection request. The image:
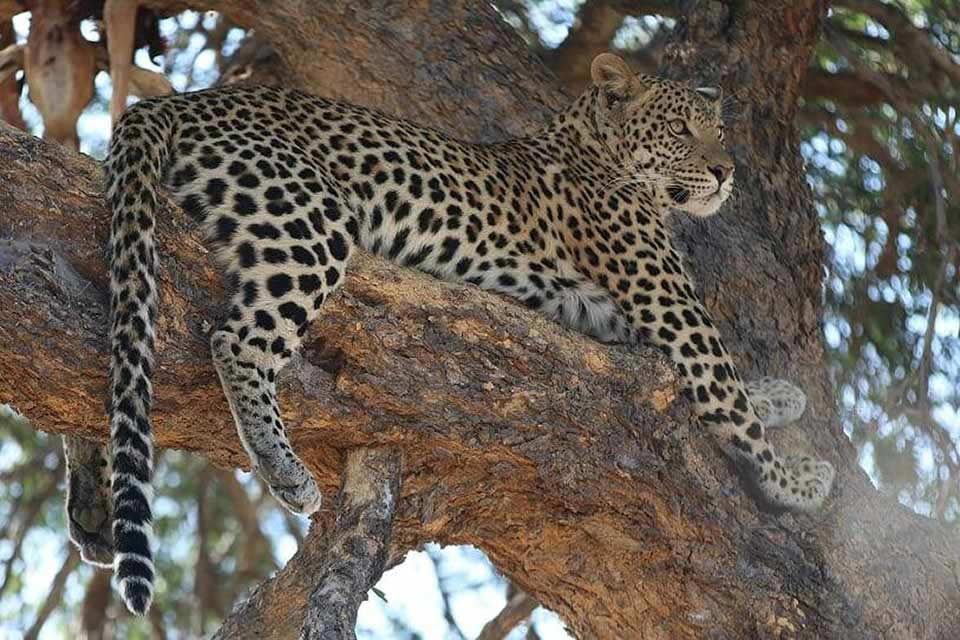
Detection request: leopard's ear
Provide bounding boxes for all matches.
[590,53,645,104]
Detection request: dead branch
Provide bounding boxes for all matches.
[298,448,401,640]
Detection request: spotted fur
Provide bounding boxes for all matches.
[746,377,808,428]
[75,53,834,614]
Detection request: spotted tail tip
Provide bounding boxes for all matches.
[116,555,155,615]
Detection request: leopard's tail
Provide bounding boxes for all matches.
[104,99,176,615]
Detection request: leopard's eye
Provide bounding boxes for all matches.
[718,125,725,142]
[668,119,690,136]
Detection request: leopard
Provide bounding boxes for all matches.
[68,52,835,615]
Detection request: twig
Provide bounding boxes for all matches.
[0,472,60,597]
[195,465,222,633]
[918,134,953,390]
[299,448,402,640]
[922,132,958,520]
[81,570,112,640]
[476,589,539,640]
[23,546,81,640]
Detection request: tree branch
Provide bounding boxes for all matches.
[548,0,626,93]
[801,68,887,108]
[607,0,679,17]
[0,19,25,131]
[476,589,539,640]
[835,0,960,87]
[424,547,467,640]
[216,468,279,577]
[210,514,329,640]
[298,448,401,640]
[23,547,81,640]
[0,467,60,598]
[80,570,112,640]
[0,123,707,639]
[195,466,223,633]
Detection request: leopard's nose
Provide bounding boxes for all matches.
[708,163,733,186]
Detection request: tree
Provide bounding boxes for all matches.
[1,0,959,638]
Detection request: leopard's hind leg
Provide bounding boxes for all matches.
[210,329,322,514]
[207,186,356,515]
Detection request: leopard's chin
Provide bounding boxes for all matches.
[683,186,732,218]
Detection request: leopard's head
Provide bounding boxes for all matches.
[589,53,733,217]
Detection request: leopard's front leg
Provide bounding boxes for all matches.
[599,217,834,510]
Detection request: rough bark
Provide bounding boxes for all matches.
[1,1,959,638]
[297,448,401,640]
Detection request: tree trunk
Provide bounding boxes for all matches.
[1,1,958,637]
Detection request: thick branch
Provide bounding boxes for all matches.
[0,123,697,638]
[298,448,401,640]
